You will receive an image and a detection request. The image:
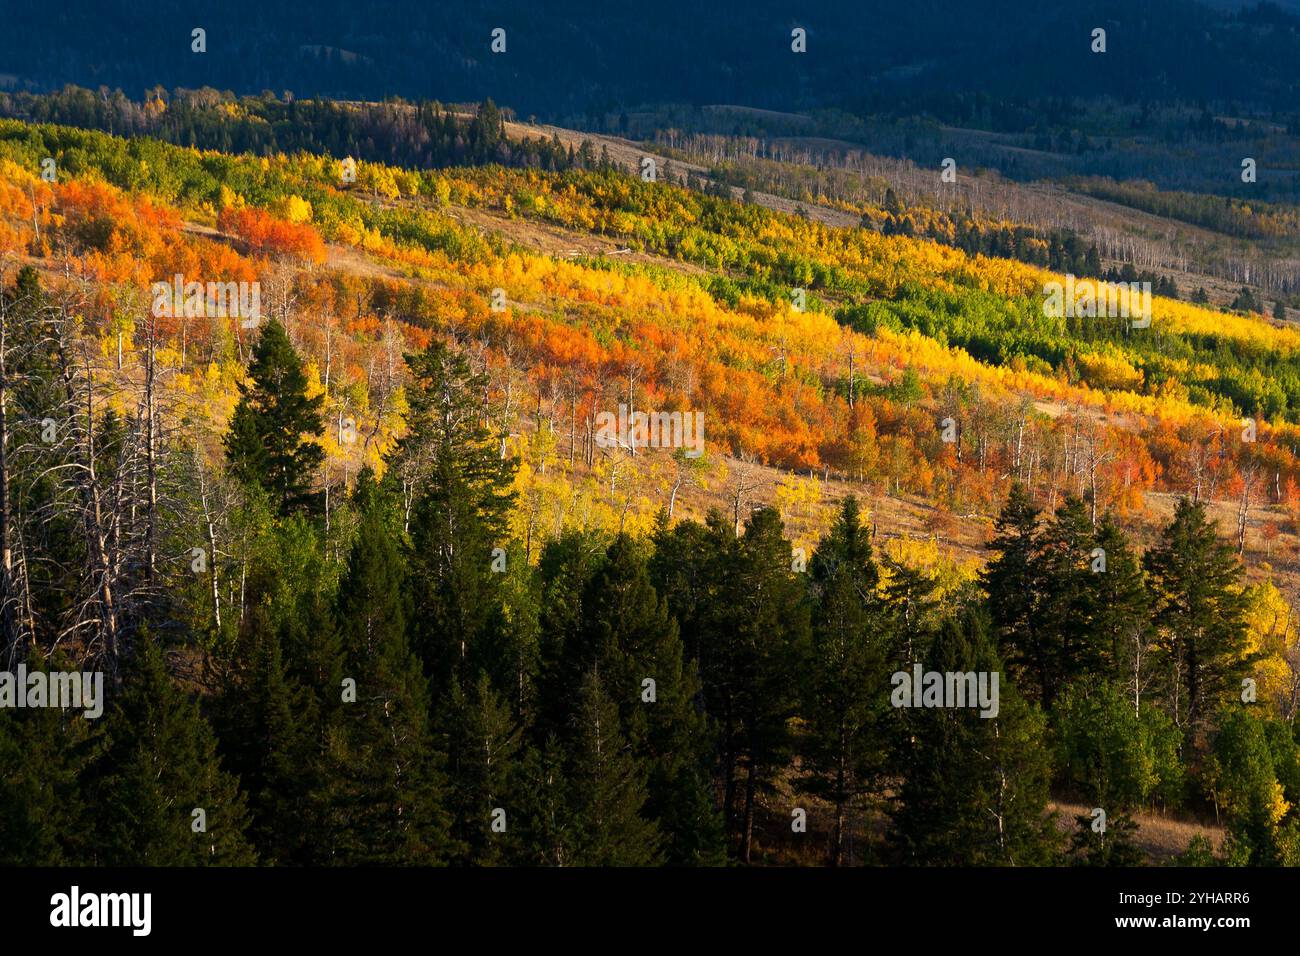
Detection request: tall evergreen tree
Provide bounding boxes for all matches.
[396,340,515,694]
[326,502,454,864]
[983,483,1042,693]
[1031,496,1103,708]
[223,319,325,516]
[881,553,939,671]
[572,532,724,864]
[1144,498,1251,747]
[708,507,810,862]
[566,671,662,866]
[649,509,729,668]
[0,655,100,864]
[443,670,521,865]
[512,734,573,866]
[890,609,1059,865]
[534,529,608,740]
[495,539,542,727]
[210,609,321,864]
[1091,514,1151,696]
[801,497,890,866]
[92,637,257,865]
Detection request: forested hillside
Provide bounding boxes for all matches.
[6,0,1300,118]
[1,102,1298,867]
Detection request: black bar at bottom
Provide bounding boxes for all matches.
[4,865,1275,942]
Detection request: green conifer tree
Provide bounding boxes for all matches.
[1145,499,1251,746]
[881,554,940,671]
[92,638,256,865]
[709,507,810,862]
[396,341,515,694]
[566,671,662,866]
[983,483,1043,695]
[511,735,572,866]
[326,504,454,864]
[801,497,890,865]
[223,319,325,516]
[574,532,724,864]
[444,670,521,864]
[1032,495,1101,707]
[0,655,101,864]
[534,529,608,739]
[890,610,1059,865]
[1090,514,1150,691]
[211,610,321,864]
[1068,810,1145,866]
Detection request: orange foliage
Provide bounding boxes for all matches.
[217,206,326,265]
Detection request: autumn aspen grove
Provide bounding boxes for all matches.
[2,0,1298,940]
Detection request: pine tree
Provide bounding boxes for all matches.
[1068,810,1145,866]
[983,483,1043,695]
[881,553,939,671]
[92,637,257,865]
[396,340,515,695]
[278,584,345,715]
[566,671,662,866]
[534,529,607,739]
[0,655,100,864]
[326,503,454,864]
[573,532,723,864]
[709,506,810,862]
[223,402,270,495]
[443,670,521,865]
[801,497,890,865]
[495,539,542,726]
[210,609,321,864]
[650,508,732,671]
[512,735,572,866]
[890,609,1059,865]
[568,534,673,734]
[1144,498,1251,747]
[1091,514,1150,695]
[223,319,325,516]
[649,513,732,866]
[1031,495,1102,707]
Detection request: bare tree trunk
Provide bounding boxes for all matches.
[195,453,221,632]
[741,753,757,864]
[0,299,18,659]
[60,339,120,665]
[143,314,158,585]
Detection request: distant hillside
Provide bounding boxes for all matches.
[4,0,1300,119]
